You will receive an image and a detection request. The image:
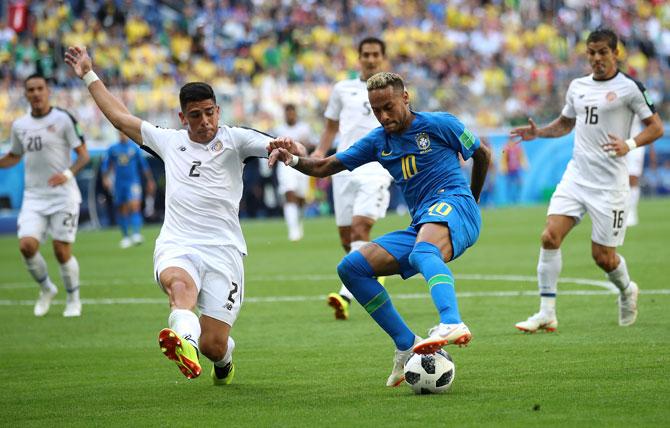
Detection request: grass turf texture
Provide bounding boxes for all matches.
[0,200,668,427]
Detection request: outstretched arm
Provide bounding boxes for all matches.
[64,47,143,144]
[0,153,22,168]
[510,116,576,142]
[269,147,345,177]
[470,143,491,203]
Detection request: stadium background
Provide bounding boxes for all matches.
[0,0,669,233]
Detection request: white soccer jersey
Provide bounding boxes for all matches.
[140,121,270,253]
[324,77,390,177]
[10,107,84,204]
[274,121,312,144]
[561,72,655,190]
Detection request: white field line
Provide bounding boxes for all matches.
[0,273,615,290]
[1,288,669,307]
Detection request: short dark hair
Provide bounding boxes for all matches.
[358,37,385,56]
[284,103,296,112]
[586,28,618,51]
[24,73,48,87]
[179,82,216,111]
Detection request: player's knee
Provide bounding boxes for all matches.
[53,247,71,264]
[592,252,617,271]
[19,241,38,258]
[199,336,227,362]
[540,229,561,249]
[408,242,443,270]
[337,252,374,284]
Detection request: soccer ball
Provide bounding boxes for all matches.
[404,350,455,394]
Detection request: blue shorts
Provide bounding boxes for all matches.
[114,181,143,205]
[373,194,481,279]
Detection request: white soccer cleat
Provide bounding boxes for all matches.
[386,336,421,387]
[34,289,57,317]
[63,298,82,317]
[413,323,472,354]
[288,228,303,242]
[515,312,558,333]
[618,282,639,327]
[131,233,144,246]
[119,237,133,249]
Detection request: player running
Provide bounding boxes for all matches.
[312,37,394,320]
[269,72,491,386]
[511,28,664,332]
[101,132,156,248]
[0,73,89,318]
[65,46,302,384]
[273,104,314,242]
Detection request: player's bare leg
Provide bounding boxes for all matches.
[200,316,236,385]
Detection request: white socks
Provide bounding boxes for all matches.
[168,309,201,350]
[284,202,302,240]
[59,256,80,301]
[24,252,57,293]
[537,248,561,316]
[338,240,369,301]
[627,186,640,226]
[214,336,235,367]
[607,254,632,296]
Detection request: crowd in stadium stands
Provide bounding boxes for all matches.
[1,0,669,147]
[1,1,669,219]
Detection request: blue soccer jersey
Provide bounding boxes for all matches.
[336,111,480,220]
[101,141,149,184]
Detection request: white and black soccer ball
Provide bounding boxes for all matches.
[404,350,455,394]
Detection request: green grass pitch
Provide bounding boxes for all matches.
[0,200,668,427]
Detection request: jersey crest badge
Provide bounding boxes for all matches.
[210,140,223,152]
[606,91,617,102]
[48,124,57,133]
[415,132,431,151]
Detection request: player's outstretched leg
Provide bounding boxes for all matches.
[516,248,560,333]
[407,242,471,353]
[211,337,236,385]
[159,309,202,379]
[386,336,422,387]
[327,286,352,320]
[337,252,417,360]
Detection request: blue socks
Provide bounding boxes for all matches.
[337,252,415,351]
[408,242,461,324]
[130,211,143,235]
[118,213,129,237]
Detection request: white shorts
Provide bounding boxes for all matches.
[17,198,80,243]
[277,163,309,198]
[154,241,245,326]
[332,174,392,227]
[625,146,646,177]
[547,178,629,247]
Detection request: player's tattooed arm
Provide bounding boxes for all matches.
[470,143,491,203]
[510,116,575,142]
[268,138,345,178]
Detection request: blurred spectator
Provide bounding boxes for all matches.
[500,139,528,205]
